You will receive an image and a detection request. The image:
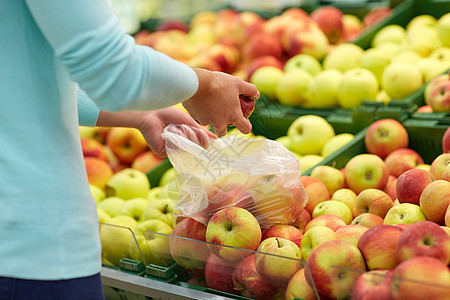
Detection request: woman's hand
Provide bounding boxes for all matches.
[182,68,260,137]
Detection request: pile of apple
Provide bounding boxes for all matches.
[251,11,450,110]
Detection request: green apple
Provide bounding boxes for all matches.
[416,57,448,82]
[250,66,284,99]
[391,50,422,64]
[437,12,450,46]
[321,133,354,157]
[383,203,427,225]
[159,167,176,187]
[100,215,138,266]
[284,53,322,76]
[287,115,335,155]
[147,186,164,201]
[79,125,97,139]
[97,207,111,225]
[98,197,126,218]
[375,89,391,104]
[300,225,339,261]
[361,48,391,86]
[299,154,323,174]
[117,197,150,221]
[323,43,364,72]
[382,62,423,99]
[338,68,379,108]
[404,27,442,57]
[90,184,105,205]
[141,198,175,227]
[372,24,406,47]
[129,219,173,266]
[275,69,314,106]
[307,69,342,108]
[429,47,450,65]
[313,200,353,225]
[105,168,151,200]
[275,136,293,151]
[406,14,437,31]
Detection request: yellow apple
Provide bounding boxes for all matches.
[275,69,314,106]
[284,53,322,76]
[323,43,364,72]
[338,68,379,108]
[361,48,391,85]
[299,154,324,174]
[437,12,450,46]
[307,69,342,108]
[250,66,284,99]
[90,184,105,205]
[321,133,354,157]
[98,197,126,218]
[372,24,406,47]
[382,62,423,99]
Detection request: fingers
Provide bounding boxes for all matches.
[239,80,260,100]
[232,117,252,135]
[214,125,228,137]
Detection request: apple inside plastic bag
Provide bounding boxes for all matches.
[161,124,308,228]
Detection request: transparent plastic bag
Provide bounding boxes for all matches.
[161,124,308,229]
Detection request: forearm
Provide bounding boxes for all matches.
[95,110,146,129]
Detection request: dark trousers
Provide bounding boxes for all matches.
[0,273,104,300]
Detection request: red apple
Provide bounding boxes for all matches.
[390,257,450,300]
[241,32,284,63]
[336,224,369,247]
[396,220,450,265]
[364,119,409,159]
[169,217,210,270]
[417,104,433,112]
[419,180,450,224]
[358,224,404,270]
[106,127,149,164]
[206,207,261,262]
[81,137,108,161]
[383,175,397,201]
[245,55,284,82]
[342,14,364,42]
[443,127,450,153]
[239,95,256,119]
[311,6,344,44]
[396,168,435,205]
[304,214,347,232]
[84,157,113,189]
[351,270,393,300]
[299,176,330,215]
[446,204,450,227]
[306,240,366,299]
[384,148,424,177]
[430,153,450,180]
[204,253,238,295]
[344,154,389,194]
[291,208,312,233]
[425,80,450,112]
[156,20,188,32]
[353,188,394,219]
[363,7,392,28]
[232,255,279,300]
[131,150,163,173]
[261,224,303,248]
[351,213,385,228]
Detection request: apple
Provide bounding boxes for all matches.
[275,69,314,106]
[353,188,393,219]
[308,69,343,109]
[419,180,450,225]
[84,157,114,190]
[384,203,427,225]
[323,43,364,72]
[97,206,110,226]
[304,214,347,232]
[261,224,303,248]
[169,217,210,270]
[384,175,397,201]
[358,224,404,270]
[90,184,105,205]
[241,32,283,63]
[306,240,366,299]
[311,6,344,44]
[81,137,108,161]
[446,204,450,227]
[299,176,330,215]
[301,225,339,261]
[239,95,256,119]
[105,168,151,200]
[338,68,379,109]
[364,118,409,159]
[345,154,389,194]
[131,150,163,173]
[129,219,173,266]
[141,198,175,227]
[351,270,393,300]
[206,207,261,262]
[106,127,149,164]
[342,14,363,42]
[100,215,137,266]
[321,133,354,157]
[430,153,450,179]
[287,115,335,155]
[98,197,126,218]
[312,200,353,225]
[384,148,424,177]
[443,127,450,153]
[351,213,385,228]
[437,12,450,46]
[291,208,312,233]
[255,237,302,283]
[426,80,450,112]
[336,224,369,247]
[364,6,392,28]
[249,66,283,99]
[396,220,450,265]
[232,255,279,300]
[245,55,284,82]
[117,197,150,222]
[310,165,345,196]
[204,253,238,295]
[284,53,322,76]
[396,168,435,205]
[361,48,392,86]
[390,256,450,300]
[372,24,405,47]
[331,188,357,212]
[159,167,175,187]
[285,268,318,300]
[382,62,423,99]
[298,155,324,174]
[425,73,449,102]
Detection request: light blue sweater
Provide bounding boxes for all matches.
[0,0,198,280]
